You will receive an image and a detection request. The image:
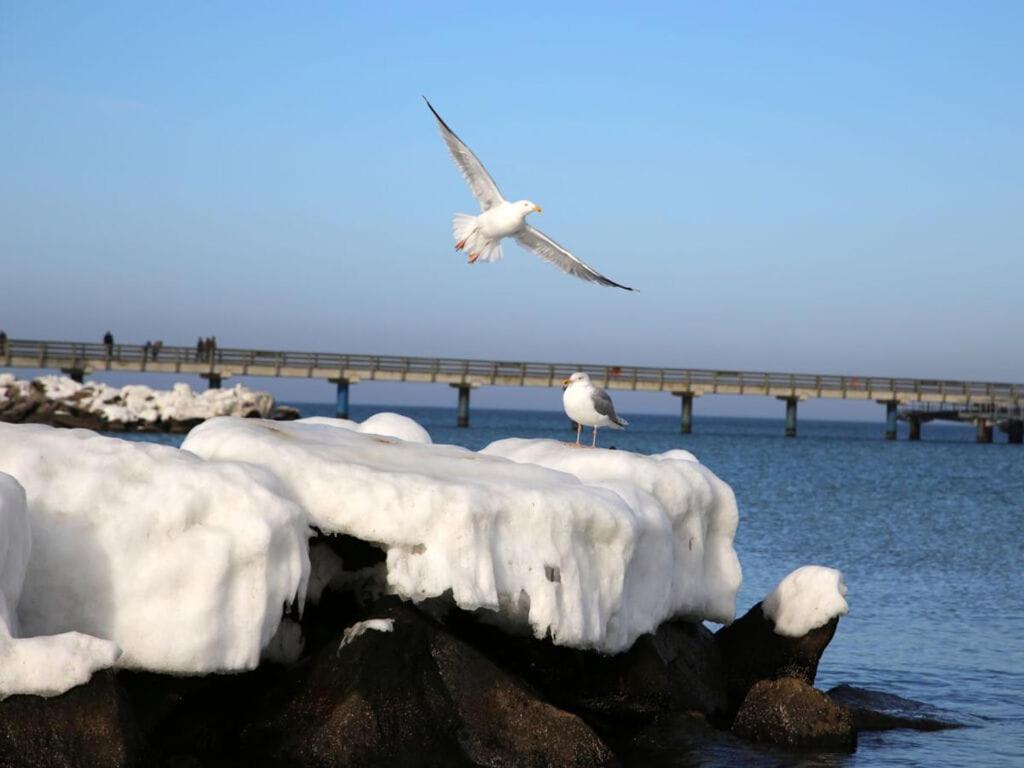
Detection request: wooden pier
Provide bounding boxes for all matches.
[2,338,1021,441]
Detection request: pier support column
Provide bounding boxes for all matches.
[61,368,85,384]
[975,419,993,444]
[330,378,351,420]
[778,396,798,437]
[908,416,921,441]
[881,401,898,441]
[1007,420,1024,444]
[672,392,696,434]
[200,373,224,390]
[451,383,474,428]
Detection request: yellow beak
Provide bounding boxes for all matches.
[533,205,542,213]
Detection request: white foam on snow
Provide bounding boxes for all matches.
[762,565,849,637]
[298,412,432,444]
[0,472,120,698]
[0,424,311,675]
[183,419,741,652]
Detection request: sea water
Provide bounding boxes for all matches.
[130,405,1024,767]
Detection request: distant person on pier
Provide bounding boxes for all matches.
[196,337,205,362]
[152,340,162,360]
[143,340,152,360]
[103,331,114,357]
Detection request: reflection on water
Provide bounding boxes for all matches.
[116,405,1024,767]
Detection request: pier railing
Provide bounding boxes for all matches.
[2,338,1021,405]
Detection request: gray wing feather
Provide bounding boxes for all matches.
[424,98,504,211]
[591,388,620,421]
[514,225,635,291]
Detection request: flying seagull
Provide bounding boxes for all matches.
[562,371,629,447]
[424,98,634,291]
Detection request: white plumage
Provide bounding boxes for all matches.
[425,98,634,290]
[562,372,628,447]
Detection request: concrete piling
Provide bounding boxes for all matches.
[673,392,695,434]
[201,373,222,390]
[908,416,922,441]
[452,383,472,428]
[781,397,798,437]
[884,401,898,441]
[330,378,350,420]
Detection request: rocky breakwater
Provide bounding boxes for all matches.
[0,417,961,767]
[0,373,294,432]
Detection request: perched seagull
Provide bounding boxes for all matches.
[562,371,629,447]
[424,98,634,291]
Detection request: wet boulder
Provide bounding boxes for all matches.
[731,677,856,751]
[242,600,617,768]
[827,684,964,733]
[715,602,838,715]
[0,670,140,768]
[445,613,727,726]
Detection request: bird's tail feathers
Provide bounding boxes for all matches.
[452,213,477,242]
[452,214,503,263]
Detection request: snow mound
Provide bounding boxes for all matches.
[653,448,699,463]
[299,412,432,444]
[482,439,741,625]
[0,424,311,674]
[0,472,120,698]
[762,565,849,638]
[183,418,741,652]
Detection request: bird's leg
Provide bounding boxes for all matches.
[455,240,466,251]
[592,427,598,447]
[575,422,582,445]
[468,252,479,264]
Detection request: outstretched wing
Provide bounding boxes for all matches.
[514,225,635,291]
[424,98,504,211]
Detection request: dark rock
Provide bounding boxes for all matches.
[827,684,964,732]
[715,602,838,716]
[731,677,856,751]
[243,599,617,768]
[0,390,46,423]
[271,406,301,421]
[49,408,105,431]
[443,612,727,730]
[118,666,289,768]
[165,418,203,434]
[0,670,140,768]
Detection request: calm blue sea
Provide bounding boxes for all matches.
[131,405,1024,767]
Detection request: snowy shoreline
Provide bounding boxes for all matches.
[0,373,289,432]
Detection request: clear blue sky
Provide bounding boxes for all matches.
[2,2,1021,419]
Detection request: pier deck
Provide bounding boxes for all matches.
[2,338,1021,441]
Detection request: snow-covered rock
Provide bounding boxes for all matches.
[0,472,120,698]
[183,418,741,653]
[298,412,432,444]
[482,439,740,626]
[762,566,849,638]
[0,424,311,675]
[0,373,274,427]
